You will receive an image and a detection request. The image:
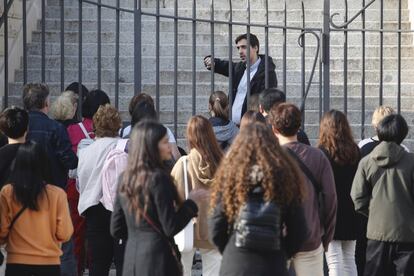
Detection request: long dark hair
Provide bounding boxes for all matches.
[120,121,172,222]
[318,109,360,165]
[187,115,223,174]
[9,141,51,210]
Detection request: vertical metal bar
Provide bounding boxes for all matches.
[3,0,8,109]
[41,0,46,83]
[283,2,287,93]
[322,0,330,112]
[264,0,269,89]
[173,0,178,137]
[397,0,401,113]
[246,0,251,104]
[361,0,366,139]
[60,0,64,91]
[115,0,120,109]
[301,2,306,126]
[134,0,142,94]
[319,41,323,121]
[228,0,233,118]
[97,0,102,89]
[343,0,348,113]
[23,0,27,84]
[210,0,215,92]
[78,0,83,115]
[191,0,196,115]
[156,0,160,113]
[379,0,383,105]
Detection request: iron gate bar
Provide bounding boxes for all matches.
[343,0,348,114]
[330,0,376,29]
[264,0,269,90]
[398,0,401,113]
[379,0,383,105]
[3,0,8,109]
[78,0,83,116]
[283,2,287,94]
[83,0,132,13]
[41,0,45,83]
[134,0,142,95]
[115,0,120,109]
[227,0,233,119]
[361,0,366,139]
[0,0,14,27]
[245,0,251,105]
[23,0,27,85]
[173,0,178,137]
[301,2,306,129]
[191,0,196,115]
[60,0,64,91]
[156,0,160,113]
[97,0,102,89]
[319,47,323,121]
[331,28,413,33]
[210,0,215,93]
[322,0,330,113]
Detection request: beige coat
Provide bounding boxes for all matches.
[171,148,214,249]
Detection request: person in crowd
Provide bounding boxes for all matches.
[259,88,310,145]
[318,110,360,276]
[22,83,78,276]
[268,103,337,276]
[120,93,181,160]
[204,33,277,125]
[0,107,28,188]
[351,114,414,276]
[65,82,89,121]
[239,110,266,130]
[77,104,123,276]
[209,122,308,276]
[0,141,73,276]
[171,115,223,275]
[50,91,79,128]
[247,94,260,112]
[66,89,110,275]
[359,105,409,157]
[208,91,239,150]
[111,121,205,276]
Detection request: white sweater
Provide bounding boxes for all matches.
[77,137,119,215]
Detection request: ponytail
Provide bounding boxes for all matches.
[209,91,229,121]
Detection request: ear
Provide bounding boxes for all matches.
[259,105,264,114]
[271,125,279,136]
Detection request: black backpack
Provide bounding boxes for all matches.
[234,186,282,252]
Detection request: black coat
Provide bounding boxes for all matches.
[111,170,198,276]
[213,55,277,116]
[209,198,308,276]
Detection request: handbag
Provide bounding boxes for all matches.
[0,205,27,266]
[174,157,194,253]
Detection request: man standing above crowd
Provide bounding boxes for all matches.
[204,33,277,125]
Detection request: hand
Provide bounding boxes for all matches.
[204,56,213,69]
[188,189,210,203]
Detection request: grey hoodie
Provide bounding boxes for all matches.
[351,141,414,242]
[209,118,239,150]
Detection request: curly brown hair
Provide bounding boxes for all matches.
[268,103,302,136]
[318,109,360,165]
[210,122,306,223]
[93,104,122,137]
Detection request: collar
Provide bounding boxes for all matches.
[249,57,261,72]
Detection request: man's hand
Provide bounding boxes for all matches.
[204,55,213,69]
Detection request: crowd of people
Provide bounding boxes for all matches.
[0,32,413,276]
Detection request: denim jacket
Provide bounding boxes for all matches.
[27,111,78,188]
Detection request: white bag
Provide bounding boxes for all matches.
[174,157,194,253]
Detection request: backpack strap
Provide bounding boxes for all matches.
[182,157,189,199]
[116,139,129,152]
[78,122,91,139]
[9,205,27,230]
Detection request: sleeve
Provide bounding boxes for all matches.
[0,189,11,245]
[152,173,198,237]
[54,124,78,170]
[212,58,230,77]
[282,202,309,258]
[319,154,337,250]
[55,190,74,242]
[351,160,371,217]
[268,68,278,88]
[110,194,128,240]
[208,201,230,254]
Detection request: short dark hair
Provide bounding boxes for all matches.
[235,33,260,54]
[0,107,29,139]
[269,103,302,137]
[377,114,408,145]
[128,93,155,116]
[22,83,50,111]
[259,88,286,112]
[131,101,158,127]
[81,89,110,119]
[65,82,89,101]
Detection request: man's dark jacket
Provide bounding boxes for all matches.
[212,54,277,116]
[27,111,78,188]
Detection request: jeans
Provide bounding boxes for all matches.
[292,243,324,276]
[5,264,60,276]
[85,204,125,276]
[325,240,357,276]
[60,239,77,276]
[181,248,222,276]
